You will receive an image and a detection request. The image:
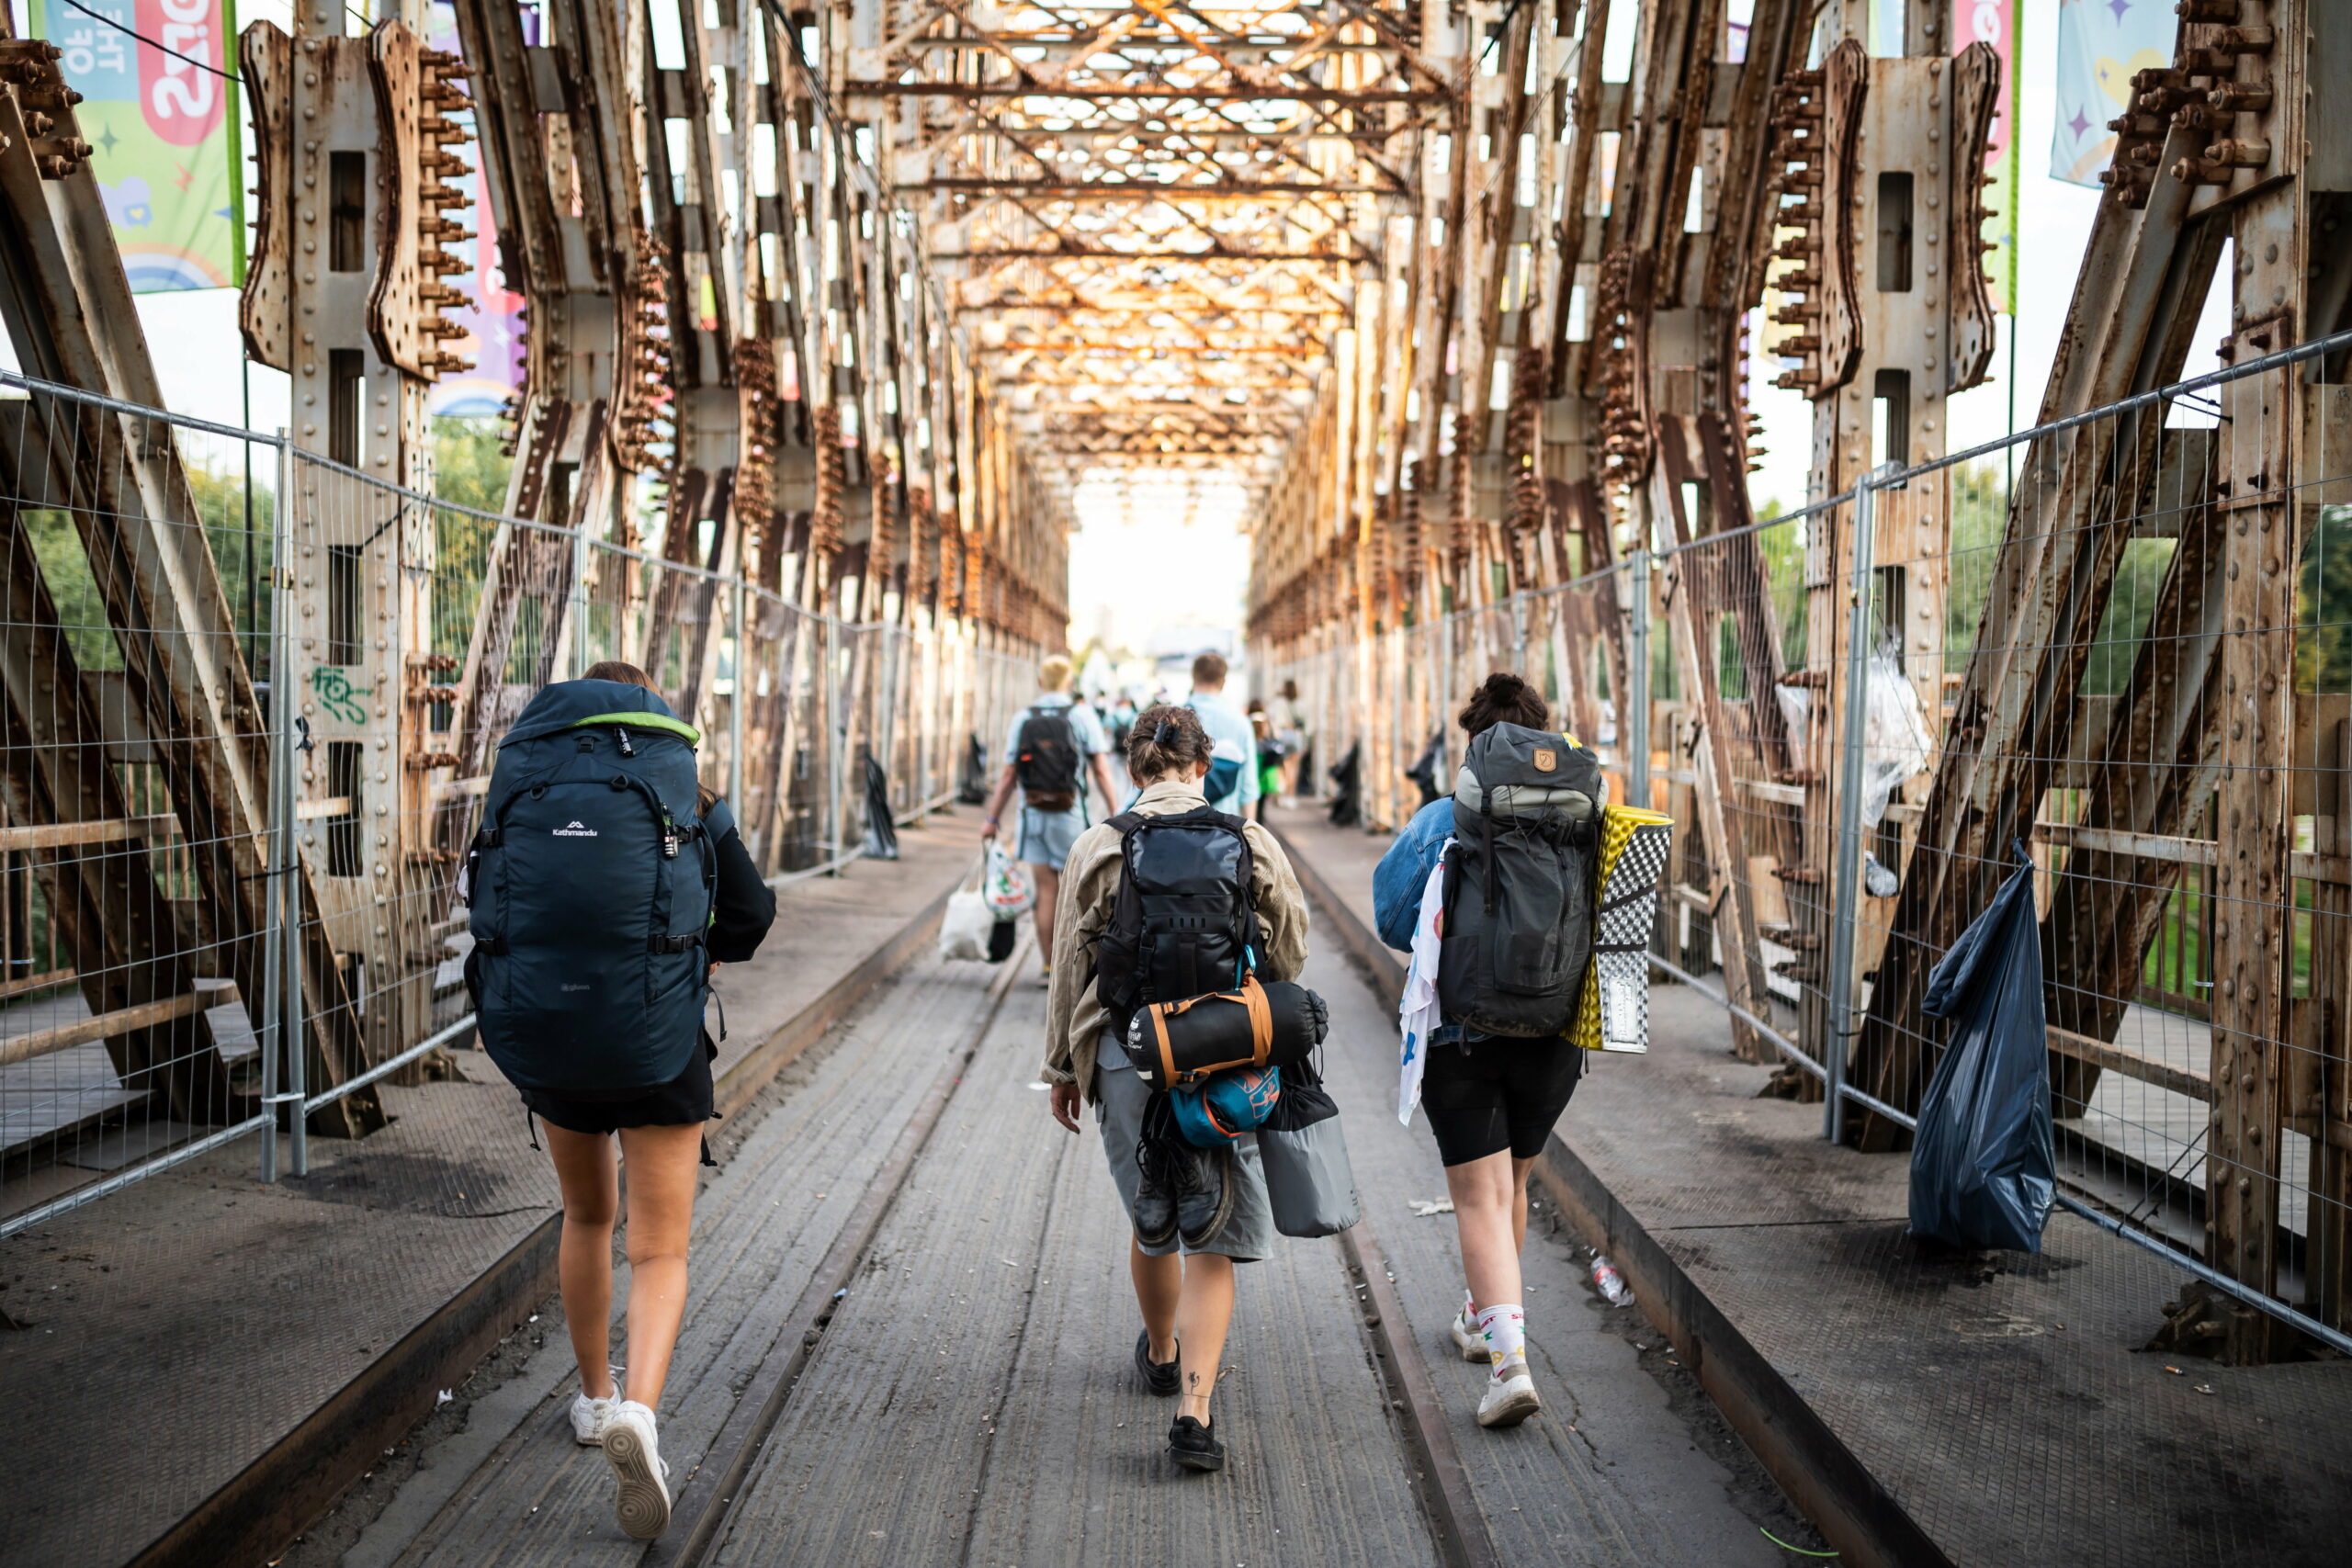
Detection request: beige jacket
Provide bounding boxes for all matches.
[1040,778,1311,1098]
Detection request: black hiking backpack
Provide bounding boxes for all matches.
[465,679,718,1093]
[1095,806,1258,1029]
[1013,704,1082,812]
[1438,722,1603,1038]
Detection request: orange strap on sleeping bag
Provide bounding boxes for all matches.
[1146,975,1275,1087]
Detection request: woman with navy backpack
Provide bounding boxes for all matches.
[1039,704,1311,1473]
[466,661,775,1540]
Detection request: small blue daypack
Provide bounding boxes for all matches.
[467,680,719,1093]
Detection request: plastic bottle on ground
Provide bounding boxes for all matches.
[1590,1255,1634,1307]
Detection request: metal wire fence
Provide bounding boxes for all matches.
[1259,330,2352,1353]
[0,369,1026,1237]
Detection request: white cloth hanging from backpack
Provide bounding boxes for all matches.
[1397,839,1453,1124]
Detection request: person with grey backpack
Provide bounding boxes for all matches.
[465,661,775,1540]
[1372,673,1600,1429]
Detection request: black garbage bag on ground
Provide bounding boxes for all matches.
[1404,730,1446,807]
[956,732,989,804]
[1908,840,2054,1253]
[1327,740,1363,827]
[861,752,900,860]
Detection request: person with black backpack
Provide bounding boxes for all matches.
[1039,705,1311,1475]
[981,654,1119,984]
[465,661,775,1540]
[1371,672,1600,1431]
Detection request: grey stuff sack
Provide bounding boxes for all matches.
[1908,840,2055,1253]
[1438,721,1603,1036]
[1258,1072,1359,1238]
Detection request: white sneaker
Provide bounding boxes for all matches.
[1449,1299,1488,1364]
[603,1400,673,1540]
[571,1368,623,1446]
[1476,1359,1542,1429]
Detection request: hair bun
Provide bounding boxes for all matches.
[1483,672,1527,699]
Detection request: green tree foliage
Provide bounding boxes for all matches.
[2300,503,2352,695]
[430,416,513,516]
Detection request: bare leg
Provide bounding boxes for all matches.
[543,1123,621,1399]
[1030,862,1060,964]
[1510,1156,1535,1256]
[1130,1238,1181,1362]
[615,1122,706,1409]
[1174,1253,1237,1426]
[1445,1150,1522,1316]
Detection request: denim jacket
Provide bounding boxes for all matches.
[1374,797,1453,953]
[1377,797,1493,1047]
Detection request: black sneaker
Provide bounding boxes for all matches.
[1135,1331,1180,1396]
[1132,1134,1181,1248]
[1173,1142,1235,1250]
[1168,1415,1225,1472]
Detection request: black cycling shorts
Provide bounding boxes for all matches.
[1419,1035,1585,1168]
[520,1033,716,1136]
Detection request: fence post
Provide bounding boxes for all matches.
[1824,471,1882,1145]
[569,513,592,676]
[259,438,291,1182]
[279,446,309,1178]
[1624,547,1650,811]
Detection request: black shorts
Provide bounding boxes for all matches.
[1419,1035,1585,1168]
[520,1034,717,1136]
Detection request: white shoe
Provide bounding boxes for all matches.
[1449,1300,1488,1364]
[1476,1361,1542,1429]
[603,1400,673,1540]
[571,1368,623,1446]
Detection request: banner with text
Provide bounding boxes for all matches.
[34,0,243,292]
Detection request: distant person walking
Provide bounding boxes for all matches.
[467,660,776,1539]
[1247,697,1281,821]
[1040,705,1310,1475]
[1371,672,1593,1430]
[1183,651,1259,818]
[1271,678,1309,797]
[982,654,1120,987]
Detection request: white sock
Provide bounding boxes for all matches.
[1476,1303,1526,1374]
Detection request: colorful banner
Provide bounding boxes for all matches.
[2049,0,2177,188]
[33,0,243,292]
[424,0,523,416]
[1953,1,2018,314]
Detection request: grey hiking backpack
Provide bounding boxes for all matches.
[1437,722,1603,1037]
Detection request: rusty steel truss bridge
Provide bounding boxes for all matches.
[0,0,2346,1377]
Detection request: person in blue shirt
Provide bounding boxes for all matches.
[982,654,1120,985]
[1372,671,1587,1433]
[1183,650,1259,818]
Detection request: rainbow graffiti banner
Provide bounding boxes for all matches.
[32,0,243,293]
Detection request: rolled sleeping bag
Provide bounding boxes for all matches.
[1123,976,1329,1091]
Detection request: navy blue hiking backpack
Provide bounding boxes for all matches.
[466,680,720,1093]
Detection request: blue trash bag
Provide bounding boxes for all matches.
[1908,840,2055,1252]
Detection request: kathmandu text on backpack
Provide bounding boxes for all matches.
[1437,722,1603,1038]
[465,679,719,1094]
